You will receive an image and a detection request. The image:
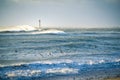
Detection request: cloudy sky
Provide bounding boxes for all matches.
[0,0,120,28]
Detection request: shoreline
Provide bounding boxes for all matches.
[0,62,120,80]
[104,77,120,80]
[37,75,120,80]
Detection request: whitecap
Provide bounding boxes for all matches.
[6,70,41,77]
[99,60,105,63]
[115,59,120,62]
[0,25,37,32]
[46,68,78,74]
[30,29,66,34]
[31,59,73,65]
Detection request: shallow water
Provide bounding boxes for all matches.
[0,28,120,79]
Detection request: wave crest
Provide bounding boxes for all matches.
[31,29,65,34]
[0,25,66,34]
[0,25,37,32]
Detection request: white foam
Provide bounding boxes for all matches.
[0,26,66,35]
[115,59,120,62]
[99,60,105,63]
[6,70,41,77]
[32,59,73,64]
[77,59,106,65]
[0,59,73,67]
[46,68,78,74]
[0,62,27,67]
[88,60,95,65]
[0,25,37,32]
[30,29,65,34]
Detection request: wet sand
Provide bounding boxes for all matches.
[38,76,120,80]
[104,77,120,80]
[39,68,120,80]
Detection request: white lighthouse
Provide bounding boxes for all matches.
[39,19,41,29]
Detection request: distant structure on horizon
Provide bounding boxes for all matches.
[39,19,41,29]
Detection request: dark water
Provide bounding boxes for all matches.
[0,28,120,80]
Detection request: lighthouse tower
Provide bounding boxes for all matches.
[39,19,41,29]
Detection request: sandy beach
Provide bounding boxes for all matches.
[103,77,120,80]
[34,75,120,80]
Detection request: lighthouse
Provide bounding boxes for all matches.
[39,19,41,29]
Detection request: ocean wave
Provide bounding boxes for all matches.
[0,25,38,32]
[0,25,66,35]
[0,58,120,67]
[30,29,66,34]
[0,59,73,67]
[3,67,78,79]
[46,68,78,74]
[0,60,120,79]
[6,70,41,77]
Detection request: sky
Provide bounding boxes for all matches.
[0,0,120,28]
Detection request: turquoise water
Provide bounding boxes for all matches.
[0,28,120,80]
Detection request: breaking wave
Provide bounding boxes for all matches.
[0,25,38,32]
[0,25,66,34]
[30,29,65,34]
[0,59,120,79]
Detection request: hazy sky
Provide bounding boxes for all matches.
[0,0,120,28]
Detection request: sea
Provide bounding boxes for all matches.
[0,27,120,80]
